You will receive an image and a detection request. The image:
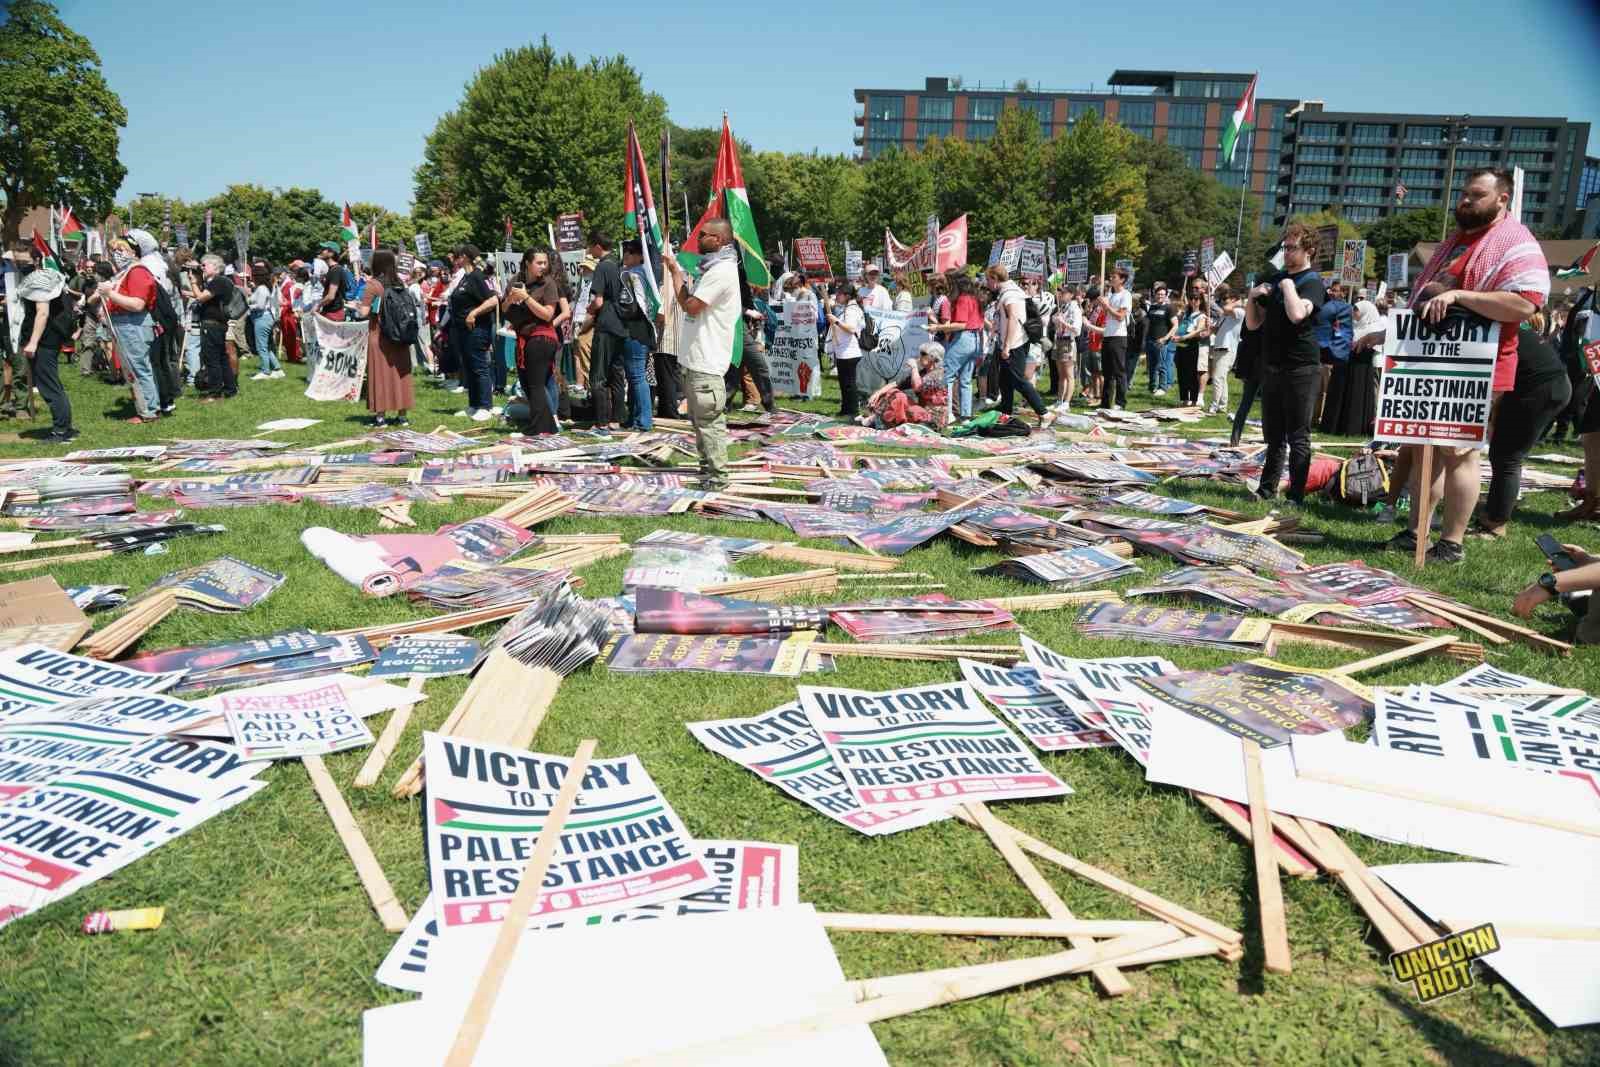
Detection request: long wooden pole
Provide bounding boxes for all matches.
[303,755,408,933]
[1242,739,1292,974]
[1413,444,1433,568]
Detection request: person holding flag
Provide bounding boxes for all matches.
[9,240,76,439]
[664,218,740,490]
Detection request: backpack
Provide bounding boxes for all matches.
[1023,297,1045,343]
[1326,451,1388,507]
[224,282,248,320]
[378,286,420,345]
[615,267,643,320]
[150,282,181,335]
[857,306,879,352]
[979,413,1035,437]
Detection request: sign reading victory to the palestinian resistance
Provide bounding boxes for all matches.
[1374,309,1500,448]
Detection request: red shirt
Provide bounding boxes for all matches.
[1087,306,1106,352]
[116,265,158,309]
[1435,227,1543,392]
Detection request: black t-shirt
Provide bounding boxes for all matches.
[1261,269,1326,369]
[1234,322,1262,380]
[322,265,349,310]
[19,290,71,351]
[590,256,627,338]
[199,276,233,325]
[449,270,493,327]
[1146,301,1173,343]
[1513,326,1566,391]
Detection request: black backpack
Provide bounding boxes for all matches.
[857,306,879,352]
[1326,451,1388,507]
[1023,297,1045,343]
[979,413,1035,437]
[378,285,420,345]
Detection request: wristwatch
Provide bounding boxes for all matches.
[1539,572,1559,594]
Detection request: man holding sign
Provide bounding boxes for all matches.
[1386,168,1547,565]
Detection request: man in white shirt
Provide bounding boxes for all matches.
[861,264,892,311]
[1097,267,1132,409]
[663,219,741,491]
[983,263,1054,429]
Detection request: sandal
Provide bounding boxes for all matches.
[1466,524,1507,541]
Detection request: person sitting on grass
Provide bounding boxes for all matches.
[1514,542,1600,644]
[860,343,948,431]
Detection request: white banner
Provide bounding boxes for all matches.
[305,314,369,402]
[1092,214,1117,250]
[857,307,934,396]
[769,299,821,398]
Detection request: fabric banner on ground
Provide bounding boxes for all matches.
[305,314,369,402]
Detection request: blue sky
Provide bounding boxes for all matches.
[55,0,1600,214]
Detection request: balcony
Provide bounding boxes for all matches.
[852,130,863,145]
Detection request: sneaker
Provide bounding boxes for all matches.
[271,370,286,379]
[1427,539,1465,565]
[45,428,79,442]
[1373,504,1399,524]
[160,404,176,415]
[470,408,493,423]
[489,406,503,417]
[448,385,466,394]
[1153,388,1167,397]
[251,372,270,380]
[455,408,474,417]
[394,416,409,427]
[1385,530,1419,553]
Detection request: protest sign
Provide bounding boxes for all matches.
[1204,252,1235,287]
[1374,309,1500,448]
[1065,244,1089,284]
[1341,239,1367,287]
[396,252,417,278]
[0,644,183,720]
[233,224,249,262]
[123,631,335,677]
[1182,249,1199,278]
[604,632,818,677]
[799,680,1071,812]
[1072,601,1273,652]
[922,214,940,272]
[633,587,823,635]
[305,314,370,402]
[369,635,480,678]
[422,733,714,928]
[793,238,830,279]
[769,299,822,398]
[1046,237,1058,279]
[204,208,212,249]
[1000,237,1023,274]
[884,228,921,271]
[413,232,432,260]
[977,545,1137,588]
[844,247,863,282]
[143,556,286,612]
[221,682,372,760]
[1200,238,1216,276]
[855,307,935,396]
[173,635,377,694]
[1059,659,1176,765]
[174,224,188,250]
[553,212,585,290]
[689,703,948,836]
[1387,251,1408,291]
[958,659,1115,751]
[1130,660,1373,748]
[1316,225,1341,273]
[1019,239,1047,283]
[0,577,89,653]
[986,240,1003,269]
[1092,214,1117,250]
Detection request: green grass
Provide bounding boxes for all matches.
[0,354,1597,1066]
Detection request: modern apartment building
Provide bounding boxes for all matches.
[852,73,1592,232]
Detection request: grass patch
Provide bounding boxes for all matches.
[0,357,1596,1065]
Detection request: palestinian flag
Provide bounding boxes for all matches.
[29,229,59,271]
[1220,75,1256,167]
[623,120,663,317]
[55,205,83,238]
[1556,241,1599,279]
[338,202,357,244]
[681,116,770,288]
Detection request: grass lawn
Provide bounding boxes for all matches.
[0,352,1597,1066]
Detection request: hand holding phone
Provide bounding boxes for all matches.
[1537,533,1579,571]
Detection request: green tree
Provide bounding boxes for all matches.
[922,136,983,246]
[0,0,127,244]
[1361,207,1446,282]
[967,106,1049,251]
[349,201,416,252]
[1285,208,1364,277]
[1043,111,1145,259]
[415,39,667,249]
[743,151,862,273]
[853,147,934,258]
[1130,137,1269,288]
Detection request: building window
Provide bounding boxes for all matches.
[1401,148,1443,164]
[1299,145,1340,162]
[1352,123,1394,144]
[1464,126,1501,145]
[1525,210,1544,224]
[1453,149,1494,166]
[1405,125,1444,144]
[1066,100,1102,128]
[1165,126,1205,148]
[1399,168,1440,186]
[1014,98,1052,136]
[1301,122,1342,142]
[1295,184,1334,200]
[1215,168,1246,188]
[917,96,953,142]
[1347,166,1390,182]
[1579,160,1600,202]
[1507,151,1550,167]
[1118,100,1154,137]
[1348,147,1390,163]
[1345,206,1381,222]
[864,139,899,159]
[1345,187,1388,205]
[1509,127,1555,146]
[1523,191,1549,205]
[1166,103,1206,127]
[1291,202,1327,216]
[1183,148,1203,168]
[1295,165,1335,181]
[1521,171,1551,189]
[966,97,1001,141]
[865,94,904,153]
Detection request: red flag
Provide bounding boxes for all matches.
[56,205,83,236]
[682,117,744,254]
[29,229,56,268]
[504,217,513,239]
[936,214,969,272]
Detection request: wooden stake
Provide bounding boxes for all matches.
[1401,594,1508,645]
[1241,739,1292,974]
[1297,820,1418,954]
[1192,792,1316,879]
[444,739,596,1067]
[1413,444,1432,568]
[354,676,425,789]
[819,912,1168,939]
[761,543,900,572]
[1328,633,1459,676]
[965,801,1131,996]
[1295,768,1600,840]
[302,754,408,933]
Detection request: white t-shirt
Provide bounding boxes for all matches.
[677,258,740,377]
[997,282,1027,352]
[893,289,913,313]
[1102,288,1131,338]
[829,303,864,360]
[864,284,892,311]
[1211,305,1245,352]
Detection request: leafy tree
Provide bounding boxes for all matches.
[0,0,127,244]
[922,136,983,236]
[966,107,1048,251]
[743,151,862,273]
[853,147,934,257]
[1285,208,1365,278]
[1362,207,1446,278]
[1130,137,1269,289]
[414,39,666,249]
[1043,111,1144,259]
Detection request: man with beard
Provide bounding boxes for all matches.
[663,218,741,491]
[1386,168,1548,564]
[1245,222,1325,503]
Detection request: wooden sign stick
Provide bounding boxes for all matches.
[353,676,426,789]
[1401,594,1508,645]
[1297,819,1417,954]
[965,801,1131,996]
[819,913,1167,939]
[302,755,408,933]
[444,739,596,1067]
[1242,739,1292,974]
[1329,633,1459,676]
[1296,767,1600,840]
[1412,444,1432,569]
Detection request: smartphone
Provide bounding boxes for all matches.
[1537,533,1579,572]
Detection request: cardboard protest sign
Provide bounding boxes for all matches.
[689,703,948,836]
[633,587,824,635]
[799,680,1071,812]
[1375,309,1500,447]
[143,556,286,612]
[1204,252,1235,288]
[793,238,830,279]
[423,734,715,928]
[122,631,336,677]
[221,682,372,760]
[1065,244,1089,283]
[1056,657,1177,765]
[1019,239,1047,283]
[368,635,481,678]
[172,634,377,694]
[987,239,1003,268]
[845,247,863,281]
[1340,239,1366,287]
[378,839,799,993]
[1182,249,1199,277]
[604,632,818,677]
[976,545,1137,588]
[848,510,965,555]
[1199,237,1216,276]
[1092,214,1117,250]
[305,314,369,402]
[413,232,432,260]
[769,299,822,398]
[1316,225,1341,273]
[958,658,1115,751]
[0,645,184,720]
[1000,237,1023,273]
[0,577,90,653]
[1387,251,1408,291]
[1130,660,1373,748]
[1072,601,1271,653]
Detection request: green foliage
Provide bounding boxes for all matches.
[413,38,666,250]
[854,147,935,253]
[0,0,127,244]
[1362,207,1446,264]
[1131,137,1268,289]
[742,150,863,272]
[1043,111,1144,258]
[966,107,1050,251]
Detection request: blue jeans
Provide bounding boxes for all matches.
[943,330,979,419]
[110,312,159,417]
[1159,341,1175,390]
[623,338,652,430]
[462,323,494,411]
[183,326,201,379]
[250,312,279,373]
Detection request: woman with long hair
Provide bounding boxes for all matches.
[825,282,865,418]
[359,249,414,426]
[501,246,569,434]
[248,262,282,380]
[1173,289,1210,406]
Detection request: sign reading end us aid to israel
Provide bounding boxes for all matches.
[1374,309,1500,449]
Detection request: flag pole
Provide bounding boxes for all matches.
[1232,76,1257,263]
